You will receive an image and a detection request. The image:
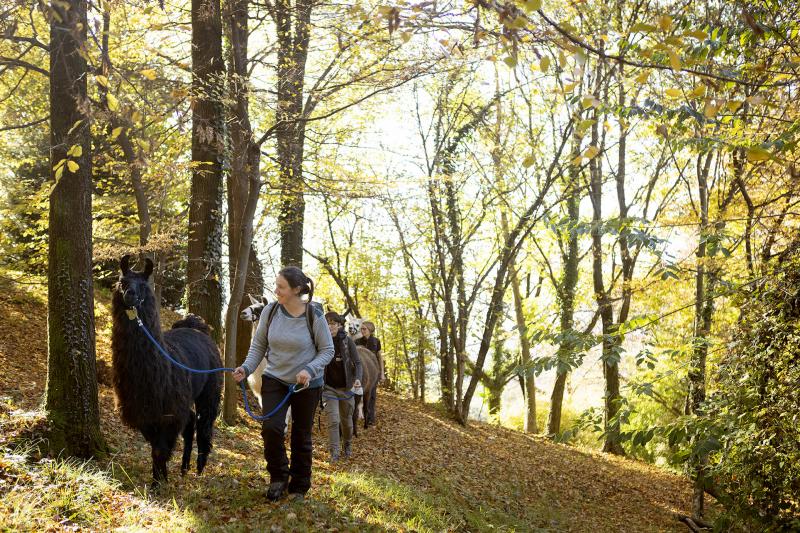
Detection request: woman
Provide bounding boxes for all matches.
[355,321,384,425]
[233,267,333,502]
[323,311,362,462]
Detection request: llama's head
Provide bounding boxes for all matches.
[346,317,363,338]
[240,294,269,322]
[116,255,154,308]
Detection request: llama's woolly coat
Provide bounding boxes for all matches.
[111,291,221,431]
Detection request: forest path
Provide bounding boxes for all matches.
[0,276,696,532]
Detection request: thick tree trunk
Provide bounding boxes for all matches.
[274,0,312,267]
[45,0,106,458]
[188,0,225,343]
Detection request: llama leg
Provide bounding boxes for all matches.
[195,378,220,475]
[147,423,181,489]
[352,396,361,437]
[151,444,169,487]
[366,386,377,427]
[195,412,213,475]
[181,412,196,476]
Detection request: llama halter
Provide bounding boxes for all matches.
[125,305,309,421]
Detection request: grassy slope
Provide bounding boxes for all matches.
[0,275,698,532]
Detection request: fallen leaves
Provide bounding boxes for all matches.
[0,277,704,532]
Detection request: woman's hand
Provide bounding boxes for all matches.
[233,367,246,383]
[296,369,311,386]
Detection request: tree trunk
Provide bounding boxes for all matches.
[188,0,225,344]
[547,164,580,436]
[222,0,262,424]
[388,205,428,404]
[491,71,535,432]
[100,12,151,250]
[274,0,312,267]
[394,311,417,398]
[688,151,715,518]
[45,0,106,458]
[418,336,426,403]
[487,387,502,424]
[587,65,624,455]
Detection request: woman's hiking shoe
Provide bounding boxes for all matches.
[288,492,305,503]
[267,481,287,501]
[343,442,352,458]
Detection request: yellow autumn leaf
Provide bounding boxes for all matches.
[635,70,651,84]
[658,15,673,32]
[140,69,157,80]
[746,147,771,162]
[520,0,541,13]
[96,75,109,87]
[563,82,577,92]
[690,85,706,98]
[703,101,718,119]
[666,88,682,97]
[571,154,583,166]
[522,155,535,168]
[67,144,83,158]
[540,56,550,72]
[67,161,79,173]
[631,23,657,33]
[583,145,600,159]
[726,100,743,112]
[685,29,708,39]
[107,93,119,111]
[577,119,596,134]
[111,127,123,140]
[668,49,681,71]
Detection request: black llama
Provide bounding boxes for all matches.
[111,255,222,486]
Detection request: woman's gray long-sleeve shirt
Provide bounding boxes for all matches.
[241,303,334,388]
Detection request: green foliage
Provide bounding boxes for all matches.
[696,249,800,527]
[0,141,49,274]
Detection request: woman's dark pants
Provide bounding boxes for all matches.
[260,376,321,495]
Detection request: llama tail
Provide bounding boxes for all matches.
[171,313,212,336]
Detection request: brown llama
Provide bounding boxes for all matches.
[111,256,222,487]
[353,346,379,437]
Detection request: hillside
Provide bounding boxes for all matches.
[0,276,701,531]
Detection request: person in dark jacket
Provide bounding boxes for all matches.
[323,311,362,462]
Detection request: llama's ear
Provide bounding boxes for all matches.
[143,258,154,279]
[342,307,351,318]
[120,255,131,275]
[248,294,259,305]
[261,296,269,305]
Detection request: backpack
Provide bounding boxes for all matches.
[262,300,321,357]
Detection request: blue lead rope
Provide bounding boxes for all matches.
[133,314,302,421]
